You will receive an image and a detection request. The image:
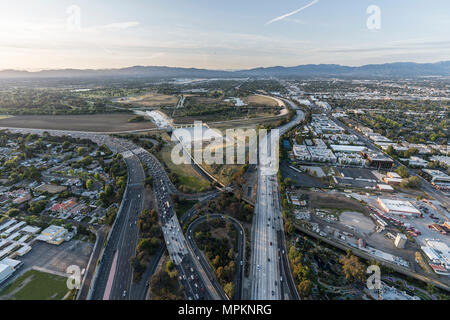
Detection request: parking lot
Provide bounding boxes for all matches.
[0,240,93,290]
[338,168,377,180]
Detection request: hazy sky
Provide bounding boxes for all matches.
[1,0,449,70]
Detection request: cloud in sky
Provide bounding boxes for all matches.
[266,0,319,25]
[91,21,140,31]
[0,0,449,70]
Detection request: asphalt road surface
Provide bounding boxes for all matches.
[90,151,145,300]
[250,97,304,300]
[135,147,223,300]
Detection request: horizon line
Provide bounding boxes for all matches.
[1,59,449,73]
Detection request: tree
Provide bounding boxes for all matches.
[6,208,20,217]
[339,252,365,283]
[401,176,420,189]
[86,179,94,190]
[62,141,70,150]
[224,282,235,299]
[298,280,312,298]
[427,283,436,295]
[386,145,395,156]
[227,248,235,261]
[395,166,409,178]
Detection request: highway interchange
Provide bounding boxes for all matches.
[0,97,305,301]
[186,214,246,300]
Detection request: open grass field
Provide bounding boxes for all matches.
[0,270,71,300]
[184,96,226,106]
[117,93,178,107]
[243,94,280,107]
[0,113,157,132]
[159,143,211,193]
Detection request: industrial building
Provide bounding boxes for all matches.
[377,198,421,216]
[421,239,450,274]
[394,233,407,248]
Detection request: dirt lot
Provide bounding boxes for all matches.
[243,95,280,107]
[307,192,369,213]
[117,93,178,107]
[0,113,156,132]
[35,184,67,194]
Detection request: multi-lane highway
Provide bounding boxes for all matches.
[135,147,223,300]
[250,98,304,300]
[90,145,145,300]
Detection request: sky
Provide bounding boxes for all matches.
[0,0,449,70]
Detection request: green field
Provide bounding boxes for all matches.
[0,270,72,300]
[159,143,211,193]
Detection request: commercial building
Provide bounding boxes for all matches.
[383,177,403,185]
[377,198,421,216]
[307,146,337,163]
[330,145,366,153]
[387,172,401,179]
[422,169,450,190]
[361,151,394,169]
[0,263,13,284]
[402,156,428,168]
[430,155,450,167]
[36,225,68,245]
[1,258,22,270]
[421,169,450,183]
[21,226,41,234]
[293,144,311,161]
[0,219,17,233]
[377,184,394,192]
[1,221,26,236]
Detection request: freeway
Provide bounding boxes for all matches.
[90,151,145,300]
[250,97,304,300]
[134,147,223,300]
[186,214,246,300]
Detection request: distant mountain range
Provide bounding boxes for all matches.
[1,61,450,79]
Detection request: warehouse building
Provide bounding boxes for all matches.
[377,198,421,216]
